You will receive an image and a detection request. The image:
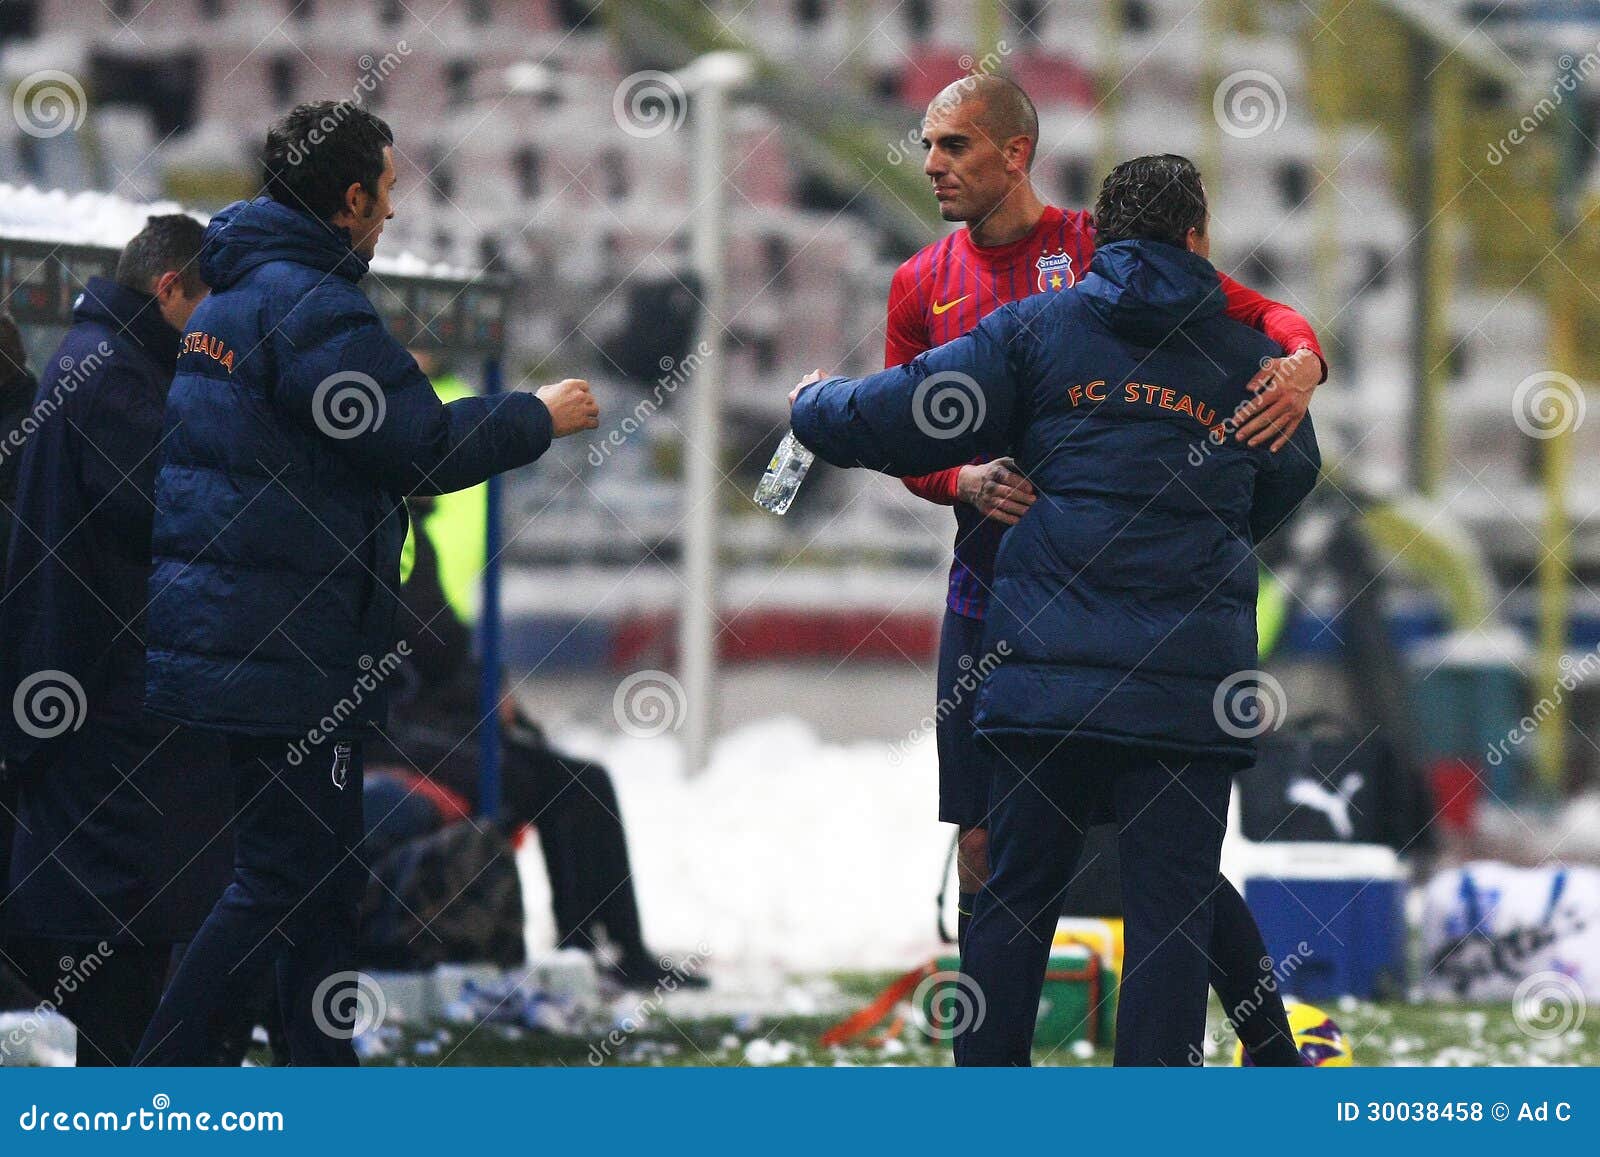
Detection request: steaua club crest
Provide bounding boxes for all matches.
[1036,250,1075,292]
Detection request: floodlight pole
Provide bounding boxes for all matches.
[678,52,751,777]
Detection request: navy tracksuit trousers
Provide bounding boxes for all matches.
[955,737,1234,1067]
[134,735,366,1066]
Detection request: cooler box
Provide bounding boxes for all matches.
[928,946,1116,1049]
[1053,916,1123,977]
[1234,842,1407,1001]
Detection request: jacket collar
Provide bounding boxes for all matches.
[199,196,369,291]
[1078,239,1225,346]
[71,277,180,368]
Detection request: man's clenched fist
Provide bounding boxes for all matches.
[537,377,600,437]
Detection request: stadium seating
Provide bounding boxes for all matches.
[0,0,1573,588]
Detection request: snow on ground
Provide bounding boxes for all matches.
[518,717,951,977]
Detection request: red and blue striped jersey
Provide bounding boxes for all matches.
[886,206,1091,619]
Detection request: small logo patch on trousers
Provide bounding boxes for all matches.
[331,742,352,791]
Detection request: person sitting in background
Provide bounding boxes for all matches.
[371,356,701,990]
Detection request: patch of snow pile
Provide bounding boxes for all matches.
[742,1038,797,1066]
[522,718,950,974]
[0,183,197,247]
[0,183,473,280]
[0,1011,75,1066]
[1550,792,1600,860]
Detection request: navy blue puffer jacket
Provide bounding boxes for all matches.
[146,197,553,737]
[792,240,1320,763]
[1,279,181,762]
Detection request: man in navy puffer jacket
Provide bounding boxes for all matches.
[1,217,233,1064]
[135,102,598,1066]
[791,155,1320,1066]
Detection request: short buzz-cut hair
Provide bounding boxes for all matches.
[927,72,1040,170]
[1092,154,1209,249]
[115,213,207,297]
[262,100,394,223]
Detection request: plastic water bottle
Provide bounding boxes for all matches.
[752,431,815,515]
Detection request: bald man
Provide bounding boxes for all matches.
[888,75,1319,1065]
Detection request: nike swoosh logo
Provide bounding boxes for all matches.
[931,295,970,316]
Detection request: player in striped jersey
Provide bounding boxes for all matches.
[897,75,1318,1065]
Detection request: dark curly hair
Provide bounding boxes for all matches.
[262,101,393,222]
[1092,154,1208,249]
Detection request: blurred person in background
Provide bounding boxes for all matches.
[402,349,487,620]
[134,101,597,1066]
[366,349,701,990]
[792,154,1322,1065]
[890,75,1321,1065]
[0,217,233,1065]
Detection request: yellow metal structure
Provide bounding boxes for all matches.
[1310,1,1575,791]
